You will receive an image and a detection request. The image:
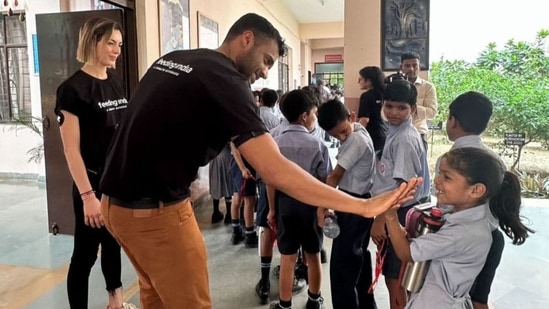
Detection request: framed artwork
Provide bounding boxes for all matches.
[159,0,190,55]
[197,12,219,49]
[90,0,117,10]
[381,0,430,71]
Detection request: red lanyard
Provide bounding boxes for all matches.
[239,178,247,196]
[368,239,387,294]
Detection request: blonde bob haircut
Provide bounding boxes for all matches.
[76,17,123,68]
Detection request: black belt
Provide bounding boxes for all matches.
[109,196,185,209]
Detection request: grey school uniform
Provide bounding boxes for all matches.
[406,203,492,309]
[208,143,233,199]
[435,136,506,305]
[434,135,494,177]
[275,123,332,184]
[259,106,280,131]
[270,118,289,138]
[274,124,332,254]
[370,116,430,278]
[330,122,378,309]
[310,120,326,141]
[337,122,375,195]
[371,117,429,203]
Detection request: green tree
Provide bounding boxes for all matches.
[430,30,549,170]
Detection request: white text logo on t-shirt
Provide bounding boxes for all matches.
[98,98,128,112]
[153,58,193,76]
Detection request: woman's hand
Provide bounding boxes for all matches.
[83,195,104,228]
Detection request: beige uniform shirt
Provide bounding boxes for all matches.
[412,77,438,138]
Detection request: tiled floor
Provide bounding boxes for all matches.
[1,179,548,309]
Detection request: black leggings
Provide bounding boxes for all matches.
[67,184,122,309]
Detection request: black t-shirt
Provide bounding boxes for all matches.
[55,70,128,174]
[100,49,267,202]
[357,88,387,151]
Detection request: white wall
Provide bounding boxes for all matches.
[311,47,344,68]
[189,0,302,90]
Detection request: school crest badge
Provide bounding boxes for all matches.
[379,161,386,176]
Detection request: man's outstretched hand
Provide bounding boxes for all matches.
[363,177,423,218]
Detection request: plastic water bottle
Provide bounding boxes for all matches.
[323,216,340,238]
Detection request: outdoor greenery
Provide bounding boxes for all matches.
[430,29,549,170]
[9,115,44,164]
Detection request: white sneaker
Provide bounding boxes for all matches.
[122,303,139,309]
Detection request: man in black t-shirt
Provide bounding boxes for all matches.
[100,13,420,309]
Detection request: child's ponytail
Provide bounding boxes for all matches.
[489,171,535,245]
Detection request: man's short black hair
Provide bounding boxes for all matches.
[224,13,287,57]
[260,89,278,108]
[317,99,349,131]
[384,80,417,106]
[449,91,493,135]
[279,89,319,123]
[401,51,421,63]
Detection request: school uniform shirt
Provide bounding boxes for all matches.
[371,117,430,204]
[55,70,128,174]
[411,77,437,138]
[259,106,280,131]
[435,135,502,230]
[309,120,326,141]
[274,124,332,180]
[406,203,492,309]
[433,135,492,184]
[100,49,267,203]
[336,123,375,195]
[270,118,290,138]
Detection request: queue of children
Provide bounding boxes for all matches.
[213,71,533,309]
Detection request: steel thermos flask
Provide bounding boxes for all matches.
[401,206,445,293]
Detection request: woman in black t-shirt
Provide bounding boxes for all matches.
[357,66,388,152]
[55,18,131,309]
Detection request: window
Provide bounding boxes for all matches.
[314,62,344,88]
[278,53,289,93]
[0,15,29,122]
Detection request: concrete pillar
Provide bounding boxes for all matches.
[343,0,381,113]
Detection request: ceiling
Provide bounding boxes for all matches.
[280,0,344,23]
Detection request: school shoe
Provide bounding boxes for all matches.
[305,296,325,309]
[292,277,306,295]
[295,264,308,283]
[106,303,139,309]
[231,231,244,245]
[223,213,232,224]
[255,279,270,305]
[211,211,224,224]
[244,232,259,248]
[269,302,289,309]
[273,265,280,279]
